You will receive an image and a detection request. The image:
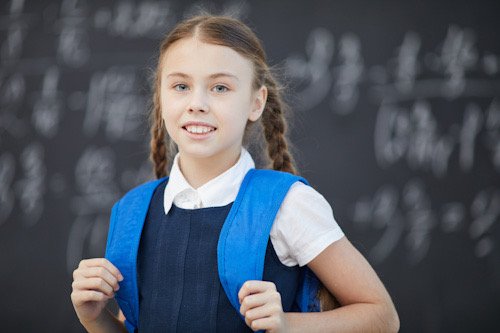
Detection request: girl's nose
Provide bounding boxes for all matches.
[188,89,209,113]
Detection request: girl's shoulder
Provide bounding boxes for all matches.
[285,181,333,213]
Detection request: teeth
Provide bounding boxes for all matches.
[185,125,214,134]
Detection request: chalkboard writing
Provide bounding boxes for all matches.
[283,23,499,266]
[0,1,498,332]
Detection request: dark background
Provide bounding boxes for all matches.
[1,1,499,332]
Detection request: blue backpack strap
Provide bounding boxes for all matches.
[104,177,168,332]
[217,169,320,319]
[297,267,321,312]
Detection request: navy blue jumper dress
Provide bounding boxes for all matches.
[105,169,322,332]
[136,179,302,332]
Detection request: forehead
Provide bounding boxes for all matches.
[161,37,254,79]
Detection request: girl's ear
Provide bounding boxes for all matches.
[248,85,268,122]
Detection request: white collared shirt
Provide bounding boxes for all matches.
[164,148,344,267]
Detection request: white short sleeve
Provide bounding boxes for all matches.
[269,181,345,267]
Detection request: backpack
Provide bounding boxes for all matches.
[105,168,321,333]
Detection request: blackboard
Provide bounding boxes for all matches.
[1,1,498,332]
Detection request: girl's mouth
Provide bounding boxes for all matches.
[183,125,216,134]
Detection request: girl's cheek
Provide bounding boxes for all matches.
[165,99,187,112]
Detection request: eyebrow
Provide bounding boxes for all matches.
[165,72,240,81]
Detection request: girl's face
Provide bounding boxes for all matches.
[160,37,267,166]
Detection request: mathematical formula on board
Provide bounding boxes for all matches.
[0,0,498,274]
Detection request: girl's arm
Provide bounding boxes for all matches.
[287,236,400,332]
[239,237,399,333]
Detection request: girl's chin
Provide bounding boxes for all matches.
[178,149,219,160]
[177,148,238,163]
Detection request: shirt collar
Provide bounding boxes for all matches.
[163,148,255,215]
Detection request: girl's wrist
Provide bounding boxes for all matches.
[282,312,296,333]
[80,308,114,332]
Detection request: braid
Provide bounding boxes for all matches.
[261,73,340,311]
[261,75,297,175]
[149,86,169,179]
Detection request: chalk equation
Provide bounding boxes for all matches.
[83,66,148,141]
[93,1,173,39]
[285,25,500,114]
[66,146,153,273]
[352,180,499,263]
[285,28,363,115]
[0,143,46,227]
[66,146,120,273]
[375,99,500,177]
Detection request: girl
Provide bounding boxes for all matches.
[71,15,399,332]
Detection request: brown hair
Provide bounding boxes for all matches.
[148,14,337,311]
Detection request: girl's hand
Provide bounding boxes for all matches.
[238,280,289,333]
[71,258,123,325]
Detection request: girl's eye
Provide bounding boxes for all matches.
[174,84,188,91]
[213,85,228,93]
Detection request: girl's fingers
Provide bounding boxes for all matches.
[71,290,113,306]
[248,316,281,332]
[72,277,115,297]
[73,258,123,293]
[76,266,121,292]
[70,259,121,323]
[79,258,123,281]
[238,280,276,303]
[240,288,282,316]
[240,293,268,316]
[244,302,282,322]
[238,281,285,331]
[239,292,269,315]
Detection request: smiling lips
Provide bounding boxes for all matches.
[182,122,217,136]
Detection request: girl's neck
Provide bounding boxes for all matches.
[177,149,241,189]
